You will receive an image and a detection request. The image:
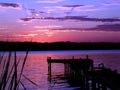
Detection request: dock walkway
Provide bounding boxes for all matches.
[47,57,120,90]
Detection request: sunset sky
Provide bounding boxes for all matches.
[0,0,120,42]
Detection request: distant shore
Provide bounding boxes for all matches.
[0,41,120,51]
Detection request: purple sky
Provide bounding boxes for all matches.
[0,0,120,42]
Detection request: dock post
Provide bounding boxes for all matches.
[101,84,107,90]
[86,55,88,59]
[85,75,90,90]
[92,79,96,90]
[47,57,52,82]
[64,63,69,76]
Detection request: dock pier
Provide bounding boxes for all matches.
[47,56,120,90]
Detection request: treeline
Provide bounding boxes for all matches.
[0,41,120,51]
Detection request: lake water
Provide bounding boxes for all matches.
[1,50,120,90]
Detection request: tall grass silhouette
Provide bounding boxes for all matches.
[0,51,29,90]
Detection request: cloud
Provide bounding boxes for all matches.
[43,5,102,16]
[76,6,104,12]
[58,5,103,13]
[26,9,46,17]
[0,27,7,30]
[62,5,85,8]
[20,18,33,22]
[89,24,120,31]
[45,5,99,14]
[55,5,85,11]
[57,5,86,15]
[37,0,64,3]
[44,6,65,14]
[51,23,120,32]
[34,25,63,37]
[18,34,38,37]
[103,2,120,6]
[20,16,120,22]
[34,25,63,29]
[0,2,22,9]
[51,27,85,31]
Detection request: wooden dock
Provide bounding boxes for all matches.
[47,56,120,90]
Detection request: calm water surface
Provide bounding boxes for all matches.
[3,50,120,90]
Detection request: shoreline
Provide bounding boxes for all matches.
[0,41,120,51]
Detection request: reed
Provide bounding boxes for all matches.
[0,51,29,90]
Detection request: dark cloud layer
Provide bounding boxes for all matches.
[20,18,33,22]
[51,24,120,32]
[0,2,21,8]
[62,5,85,8]
[20,16,120,22]
[89,24,120,31]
